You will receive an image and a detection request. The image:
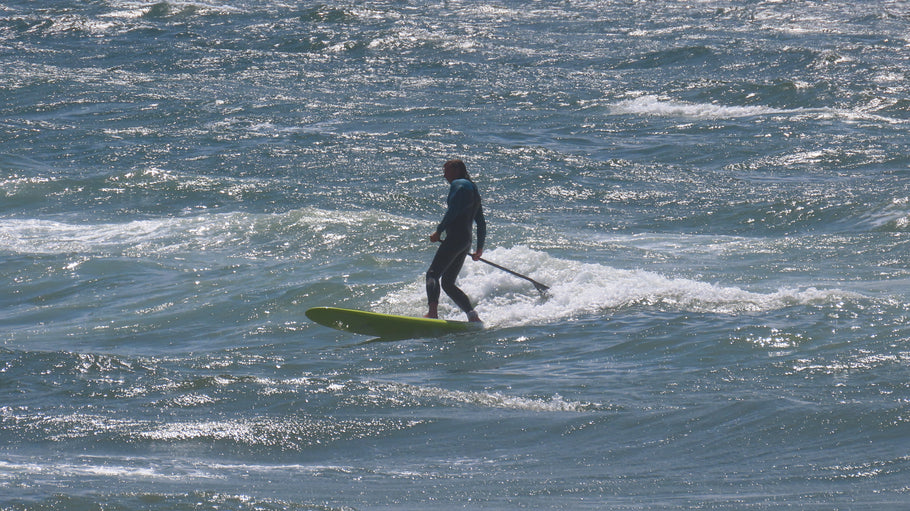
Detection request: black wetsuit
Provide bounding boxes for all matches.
[426,178,486,312]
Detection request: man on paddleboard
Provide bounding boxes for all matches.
[426,159,486,322]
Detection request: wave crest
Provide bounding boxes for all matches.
[377,246,854,326]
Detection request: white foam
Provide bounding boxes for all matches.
[0,457,218,481]
[609,94,797,119]
[378,246,852,327]
[104,0,244,18]
[400,384,602,412]
[0,207,422,257]
[356,379,604,412]
[608,94,907,124]
[0,216,187,255]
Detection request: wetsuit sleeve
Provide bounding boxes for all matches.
[474,202,486,253]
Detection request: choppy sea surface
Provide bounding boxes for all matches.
[3,1,910,509]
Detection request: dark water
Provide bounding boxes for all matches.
[2,1,910,509]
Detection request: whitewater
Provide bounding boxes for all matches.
[3,0,910,509]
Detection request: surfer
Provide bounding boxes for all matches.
[425,159,486,322]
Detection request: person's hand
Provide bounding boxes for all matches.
[430,231,441,243]
[471,249,482,261]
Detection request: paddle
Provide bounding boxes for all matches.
[475,256,550,296]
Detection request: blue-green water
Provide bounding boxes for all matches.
[2,1,910,509]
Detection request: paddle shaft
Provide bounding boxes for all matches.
[430,237,549,295]
[476,257,550,295]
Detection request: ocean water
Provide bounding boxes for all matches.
[2,0,910,509]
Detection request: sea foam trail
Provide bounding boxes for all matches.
[0,207,421,258]
[608,94,905,124]
[377,246,853,327]
[610,94,791,119]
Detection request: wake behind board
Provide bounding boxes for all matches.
[305,307,482,340]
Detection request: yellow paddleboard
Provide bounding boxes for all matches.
[305,307,482,340]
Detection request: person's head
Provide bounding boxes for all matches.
[443,159,469,183]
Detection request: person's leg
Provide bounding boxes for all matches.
[426,240,462,318]
[440,250,470,311]
[425,261,441,318]
[440,250,481,322]
[426,238,472,319]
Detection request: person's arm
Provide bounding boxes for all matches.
[472,203,486,260]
